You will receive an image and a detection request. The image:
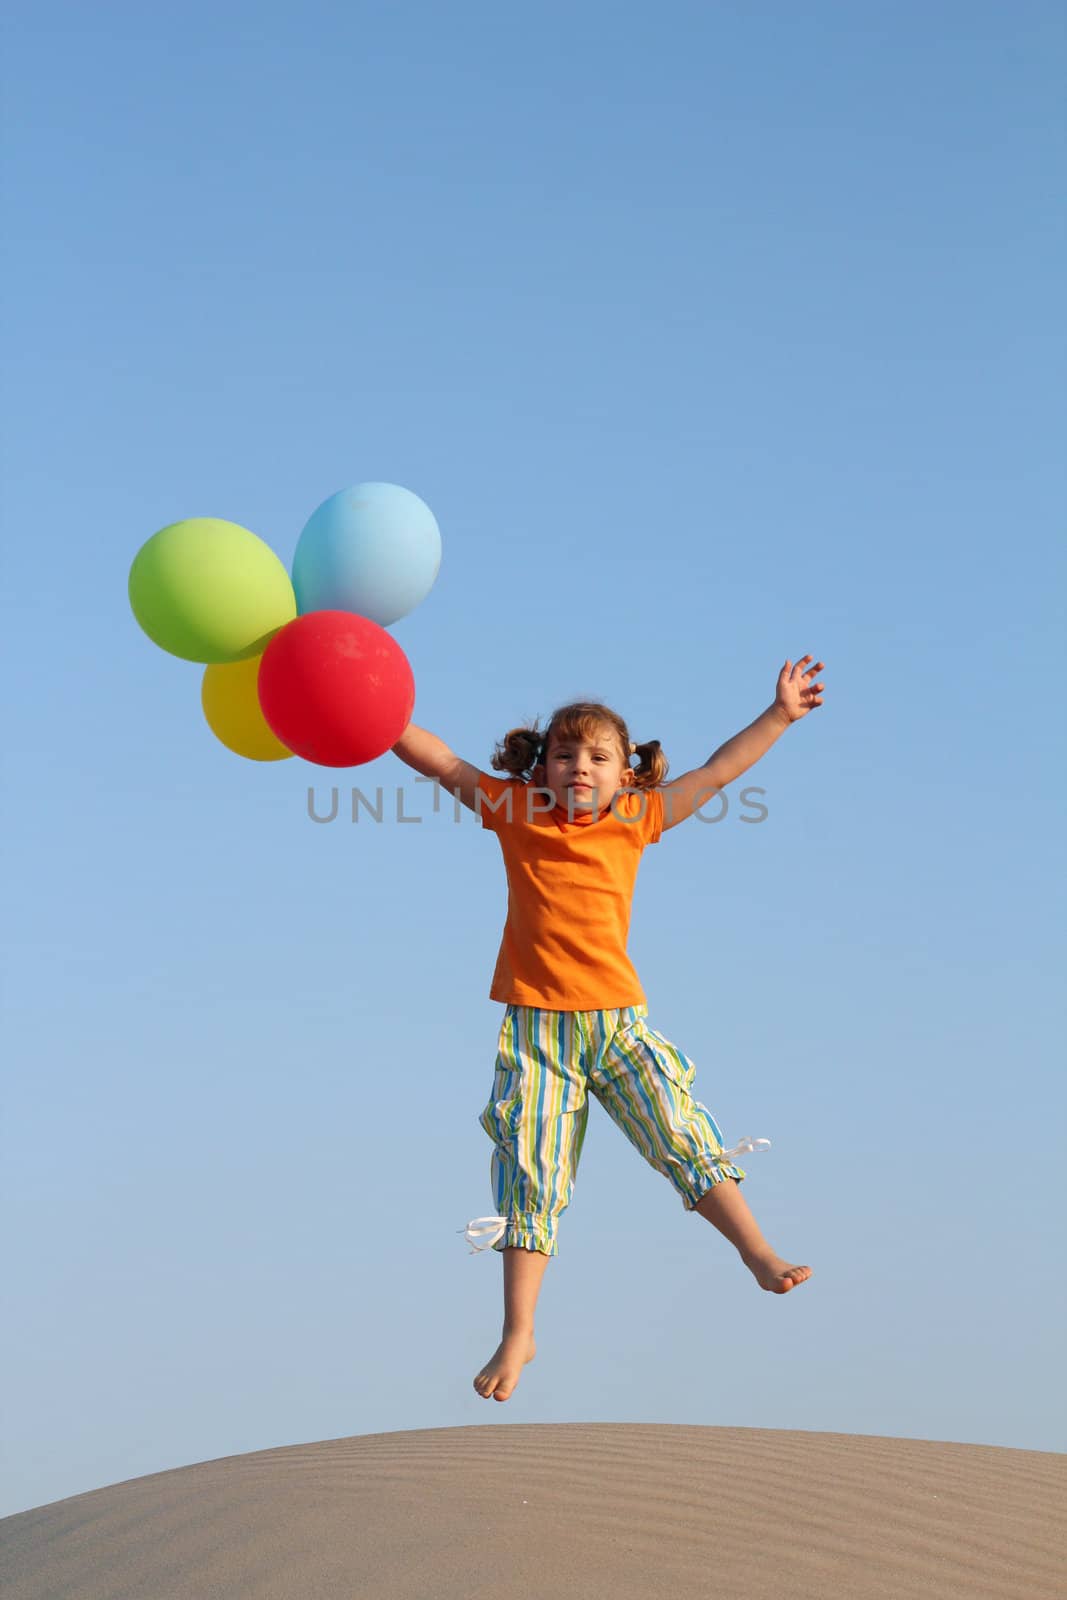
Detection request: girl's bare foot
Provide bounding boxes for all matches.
[742,1248,812,1293]
[473,1330,537,1402]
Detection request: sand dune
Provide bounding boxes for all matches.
[3,1424,1063,1599]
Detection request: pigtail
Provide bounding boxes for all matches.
[491,724,544,780]
[630,738,668,790]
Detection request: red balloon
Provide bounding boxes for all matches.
[257,611,415,767]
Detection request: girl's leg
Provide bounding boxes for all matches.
[592,1009,811,1295]
[692,1178,812,1293]
[474,1007,590,1402]
[473,1247,549,1403]
[502,1242,551,1333]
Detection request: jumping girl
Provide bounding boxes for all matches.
[391,654,825,1402]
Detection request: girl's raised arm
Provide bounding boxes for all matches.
[659,655,825,830]
[392,722,484,812]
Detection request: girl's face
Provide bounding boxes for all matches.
[539,727,632,812]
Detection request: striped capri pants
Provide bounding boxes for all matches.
[476,1003,747,1256]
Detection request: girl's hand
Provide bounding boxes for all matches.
[776,656,825,723]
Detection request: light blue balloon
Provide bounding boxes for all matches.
[292,482,442,626]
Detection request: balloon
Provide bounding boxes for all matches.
[201,655,294,763]
[129,518,296,663]
[257,610,415,767]
[291,482,441,626]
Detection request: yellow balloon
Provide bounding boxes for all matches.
[201,654,293,762]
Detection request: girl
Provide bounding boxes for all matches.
[392,655,825,1403]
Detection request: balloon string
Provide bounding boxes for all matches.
[457,1138,771,1254]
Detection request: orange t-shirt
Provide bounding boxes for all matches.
[475,772,665,1010]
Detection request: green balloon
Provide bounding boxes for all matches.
[128,518,297,664]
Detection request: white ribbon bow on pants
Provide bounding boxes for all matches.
[457,1137,771,1253]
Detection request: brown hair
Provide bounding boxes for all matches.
[490,700,668,791]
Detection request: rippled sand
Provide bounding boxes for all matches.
[3,1424,1064,1599]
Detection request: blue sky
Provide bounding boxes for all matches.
[2,0,1064,1517]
